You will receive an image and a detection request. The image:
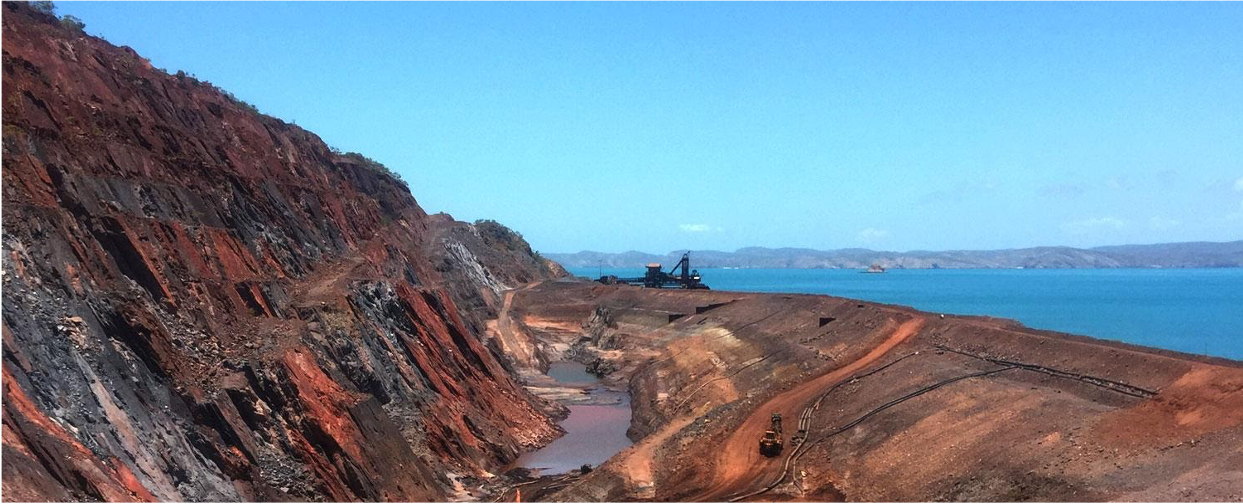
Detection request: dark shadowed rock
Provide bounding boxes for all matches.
[2,3,562,500]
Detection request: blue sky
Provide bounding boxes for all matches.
[57,2,1243,254]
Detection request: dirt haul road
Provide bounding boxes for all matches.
[692,317,926,501]
[487,282,546,373]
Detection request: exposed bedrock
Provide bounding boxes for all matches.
[2,4,563,501]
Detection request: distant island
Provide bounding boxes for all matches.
[546,240,1243,269]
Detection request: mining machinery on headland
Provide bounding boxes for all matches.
[596,252,710,290]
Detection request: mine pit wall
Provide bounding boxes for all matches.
[510,282,1243,502]
[2,4,562,501]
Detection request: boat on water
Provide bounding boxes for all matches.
[863,264,886,274]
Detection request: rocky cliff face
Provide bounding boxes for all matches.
[2,3,561,501]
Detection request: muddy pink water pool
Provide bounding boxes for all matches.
[515,362,633,474]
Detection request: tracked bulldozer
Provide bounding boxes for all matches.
[759,413,783,457]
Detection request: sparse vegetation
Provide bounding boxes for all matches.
[60,14,85,33]
[28,2,85,33]
[337,151,407,187]
[473,219,538,258]
[22,1,282,126]
[28,0,55,16]
[221,90,260,115]
[171,70,265,117]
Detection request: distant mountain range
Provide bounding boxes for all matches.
[545,240,1243,270]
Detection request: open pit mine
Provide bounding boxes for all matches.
[3,3,1242,502]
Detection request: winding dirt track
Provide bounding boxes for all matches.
[690,317,927,501]
[491,282,541,367]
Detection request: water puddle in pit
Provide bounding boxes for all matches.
[515,362,632,475]
[545,361,599,386]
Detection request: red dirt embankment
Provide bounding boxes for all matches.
[508,281,1243,502]
[2,4,562,500]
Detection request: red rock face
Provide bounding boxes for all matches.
[2,3,560,500]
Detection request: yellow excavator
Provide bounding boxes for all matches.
[758,413,783,456]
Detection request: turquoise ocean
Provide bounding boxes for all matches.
[568,267,1243,361]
